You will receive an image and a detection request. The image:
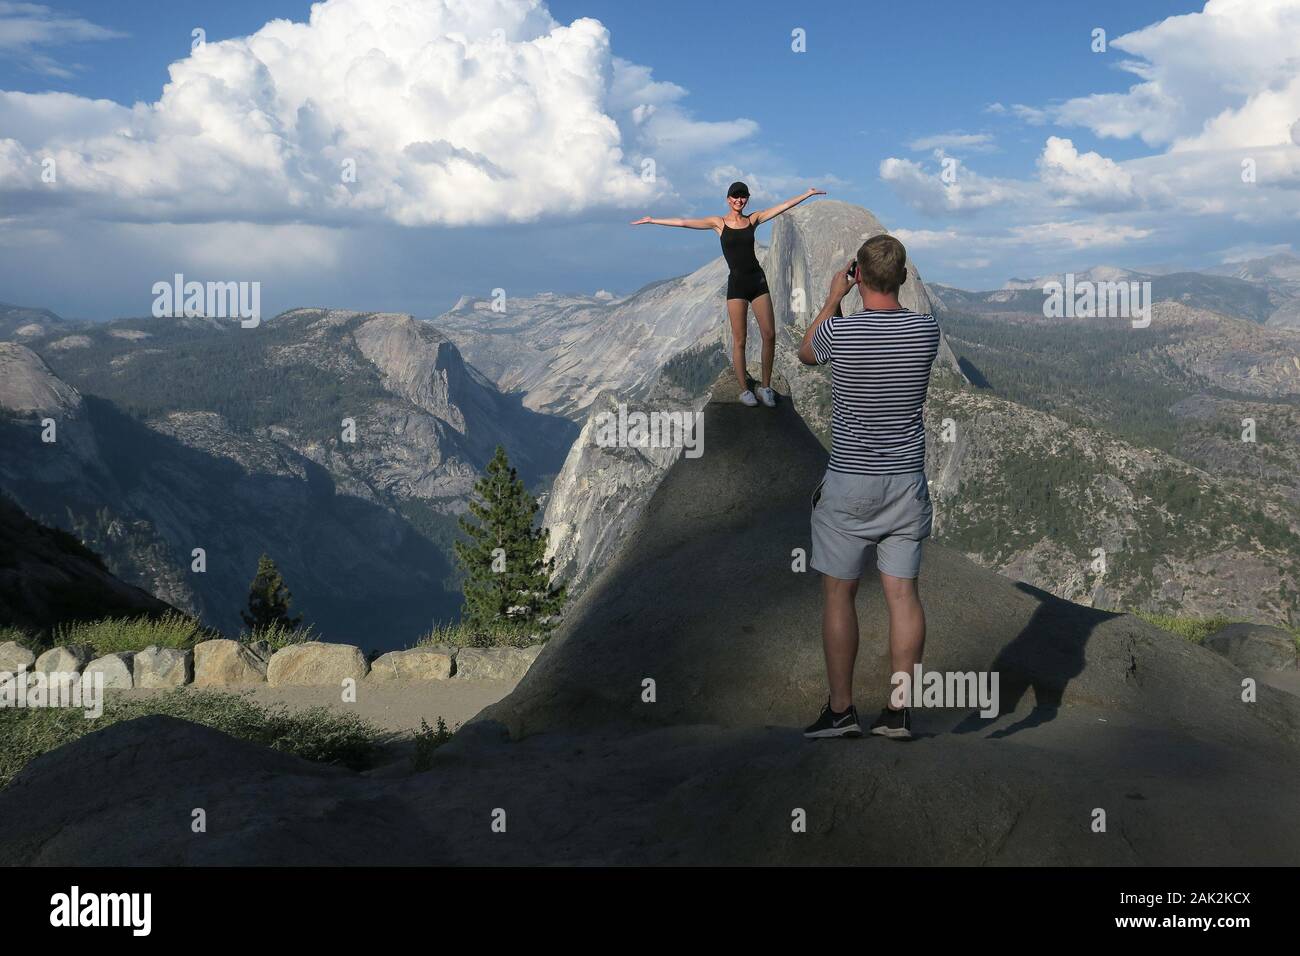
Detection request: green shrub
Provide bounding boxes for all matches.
[417,618,543,650]
[0,688,380,789]
[411,716,452,772]
[239,621,315,652]
[1131,611,1234,645]
[51,611,202,655]
[0,626,41,654]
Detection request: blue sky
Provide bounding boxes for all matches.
[1,0,1297,320]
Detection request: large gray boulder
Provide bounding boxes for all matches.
[133,646,193,688]
[368,647,452,681]
[33,644,92,675]
[454,646,542,682]
[0,641,35,673]
[84,652,134,689]
[1205,623,1298,671]
[193,639,269,687]
[266,642,368,687]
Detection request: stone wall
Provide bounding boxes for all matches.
[0,639,543,689]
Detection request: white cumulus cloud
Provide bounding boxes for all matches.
[1039,0,1300,148]
[1037,136,1137,208]
[879,154,1024,216]
[0,0,754,227]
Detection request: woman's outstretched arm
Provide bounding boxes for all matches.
[630,215,724,230]
[750,188,826,225]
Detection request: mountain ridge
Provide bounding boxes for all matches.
[0,312,577,647]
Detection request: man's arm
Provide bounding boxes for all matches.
[798,264,854,365]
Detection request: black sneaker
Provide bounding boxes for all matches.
[869,706,912,740]
[803,701,862,739]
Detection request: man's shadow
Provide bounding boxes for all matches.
[952,582,1120,738]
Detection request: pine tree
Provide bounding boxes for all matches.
[454,446,566,629]
[240,553,303,631]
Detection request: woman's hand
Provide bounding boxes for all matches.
[806,188,827,197]
[630,216,654,225]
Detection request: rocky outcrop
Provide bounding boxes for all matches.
[32,644,92,674]
[542,390,697,596]
[0,302,68,342]
[0,494,177,638]
[84,653,134,689]
[0,344,81,413]
[368,647,452,681]
[1206,623,1298,671]
[132,646,193,688]
[193,639,269,687]
[454,646,543,682]
[266,642,369,687]
[0,641,35,673]
[352,313,468,434]
[436,259,733,420]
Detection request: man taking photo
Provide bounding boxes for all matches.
[797,234,940,741]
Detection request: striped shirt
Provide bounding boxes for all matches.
[811,308,940,475]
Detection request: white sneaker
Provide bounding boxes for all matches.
[739,389,759,407]
[756,386,777,407]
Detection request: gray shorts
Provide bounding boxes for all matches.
[810,469,933,580]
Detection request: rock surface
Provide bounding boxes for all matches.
[32,644,92,674]
[0,640,35,673]
[84,652,134,689]
[542,390,695,596]
[266,641,368,687]
[454,646,543,682]
[368,647,452,681]
[436,259,732,420]
[1206,623,1298,672]
[133,646,193,688]
[193,639,268,687]
[0,343,81,412]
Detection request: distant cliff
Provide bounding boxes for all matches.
[0,311,577,648]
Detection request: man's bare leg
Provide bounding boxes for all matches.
[822,573,860,712]
[880,572,925,707]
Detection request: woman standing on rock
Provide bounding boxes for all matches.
[632,182,826,407]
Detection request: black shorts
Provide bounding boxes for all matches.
[727,269,770,303]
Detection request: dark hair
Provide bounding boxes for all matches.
[726,181,750,198]
[855,234,907,294]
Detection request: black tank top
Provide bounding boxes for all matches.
[720,219,762,275]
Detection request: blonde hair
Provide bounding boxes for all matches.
[856,234,907,294]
